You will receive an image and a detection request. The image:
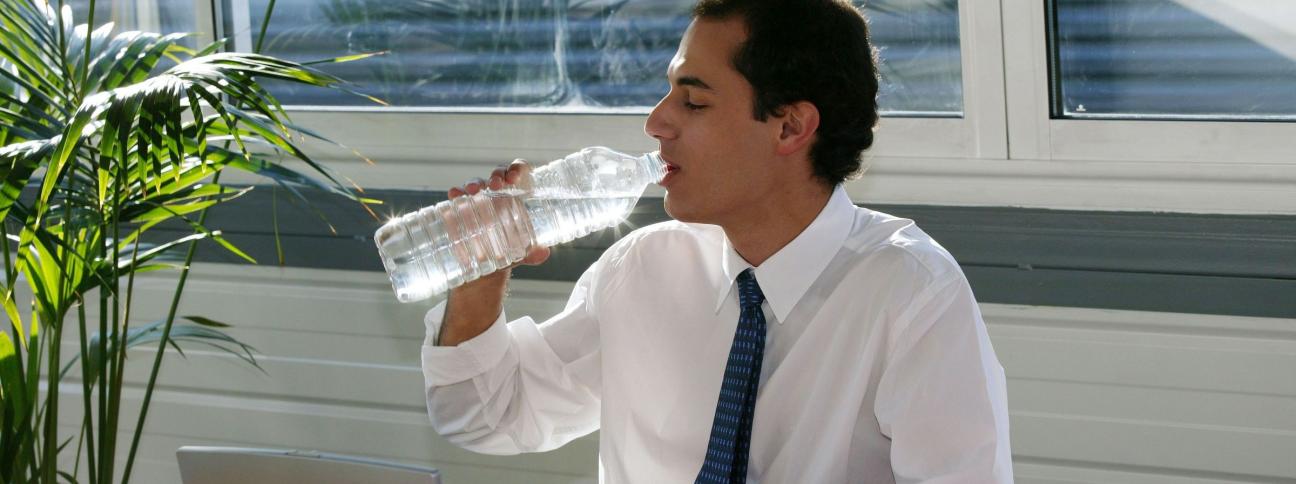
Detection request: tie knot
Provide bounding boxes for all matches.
[736,269,765,309]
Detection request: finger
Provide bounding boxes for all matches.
[464,178,487,195]
[505,159,529,184]
[490,165,508,181]
[520,246,550,266]
[447,186,464,198]
[487,167,506,191]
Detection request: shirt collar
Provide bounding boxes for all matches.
[713,185,856,322]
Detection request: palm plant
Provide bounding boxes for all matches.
[0,0,377,482]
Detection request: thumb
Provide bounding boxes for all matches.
[520,245,551,266]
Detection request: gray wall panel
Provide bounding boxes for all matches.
[144,186,1296,318]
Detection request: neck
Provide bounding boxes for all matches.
[723,182,834,267]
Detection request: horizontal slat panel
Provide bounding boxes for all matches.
[1013,460,1276,484]
[1011,411,1296,478]
[980,304,1296,481]
[1008,379,1296,435]
[58,265,573,409]
[988,320,1296,398]
[42,266,1296,483]
[63,351,427,410]
[56,387,600,482]
[84,265,571,339]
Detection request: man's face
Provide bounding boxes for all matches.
[645,17,782,226]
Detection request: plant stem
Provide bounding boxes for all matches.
[272,187,283,265]
[102,163,127,484]
[95,251,107,484]
[41,308,61,484]
[75,300,96,484]
[254,0,278,55]
[1,221,32,478]
[98,119,115,484]
[113,233,142,414]
[119,169,221,484]
[43,4,70,478]
[78,0,97,99]
[25,318,45,480]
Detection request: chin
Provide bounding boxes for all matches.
[662,194,706,224]
[662,195,687,221]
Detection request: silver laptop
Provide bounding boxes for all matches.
[177,446,441,484]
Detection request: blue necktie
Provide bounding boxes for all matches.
[697,269,767,484]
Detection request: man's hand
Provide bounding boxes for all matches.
[438,159,550,346]
[448,159,551,266]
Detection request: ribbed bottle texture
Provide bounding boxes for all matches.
[375,147,665,302]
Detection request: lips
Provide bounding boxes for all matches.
[659,157,681,187]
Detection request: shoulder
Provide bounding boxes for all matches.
[590,219,722,287]
[604,220,722,259]
[839,207,966,291]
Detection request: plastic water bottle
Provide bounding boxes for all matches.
[374,147,666,303]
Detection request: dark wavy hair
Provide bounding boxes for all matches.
[692,0,879,185]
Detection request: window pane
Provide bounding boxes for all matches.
[1052,0,1296,120]
[869,0,963,116]
[67,0,201,49]
[235,0,962,115]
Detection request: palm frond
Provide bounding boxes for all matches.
[60,318,262,383]
[0,138,52,223]
[0,1,378,480]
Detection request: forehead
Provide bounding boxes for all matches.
[668,17,748,83]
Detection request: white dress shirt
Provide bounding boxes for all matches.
[422,186,1013,483]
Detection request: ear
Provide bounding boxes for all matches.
[774,101,820,156]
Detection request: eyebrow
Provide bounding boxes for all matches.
[676,76,714,91]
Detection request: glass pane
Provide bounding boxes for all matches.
[1052,0,1296,120]
[236,0,962,115]
[868,0,963,116]
[66,0,202,49]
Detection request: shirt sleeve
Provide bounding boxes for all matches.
[874,274,1015,484]
[421,262,605,455]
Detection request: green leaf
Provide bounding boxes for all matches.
[62,320,260,383]
[207,230,256,264]
[129,200,221,223]
[181,316,231,328]
[301,50,388,66]
[0,138,50,223]
[0,330,15,367]
[0,331,29,421]
[2,290,24,349]
[38,105,95,216]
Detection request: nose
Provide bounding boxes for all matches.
[644,96,675,141]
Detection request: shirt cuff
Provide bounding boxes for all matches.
[421,300,511,386]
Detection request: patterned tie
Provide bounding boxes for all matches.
[696,269,767,483]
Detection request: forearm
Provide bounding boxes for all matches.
[424,315,601,454]
[439,268,511,346]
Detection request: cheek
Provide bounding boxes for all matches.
[688,112,749,150]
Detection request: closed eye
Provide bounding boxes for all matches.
[684,100,707,110]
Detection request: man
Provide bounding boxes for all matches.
[422,1,1013,482]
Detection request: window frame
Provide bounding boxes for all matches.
[1006,0,1296,164]
[991,0,1296,214]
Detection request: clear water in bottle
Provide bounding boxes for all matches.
[375,147,664,302]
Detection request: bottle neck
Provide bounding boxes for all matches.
[639,151,667,185]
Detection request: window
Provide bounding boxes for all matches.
[994,0,1296,214]
[50,0,1294,213]
[869,0,963,116]
[67,0,202,48]
[231,0,964,116]
[1050,0,1296,120]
